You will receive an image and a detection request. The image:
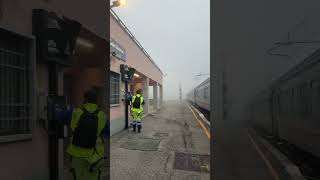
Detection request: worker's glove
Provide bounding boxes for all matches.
[88,157,105,173]
[87,147,105,172]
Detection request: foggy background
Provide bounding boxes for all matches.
[211,2,320,179]
[113,0,210,100]
[213,0,320,123]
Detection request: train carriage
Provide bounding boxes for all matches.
[250,48,320,158]
[187,77,210,112]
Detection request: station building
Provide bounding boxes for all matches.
[0,1,108,179]
[110,10,164,135]
[0,2,163,179]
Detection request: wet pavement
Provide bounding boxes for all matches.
[110,100,210,180]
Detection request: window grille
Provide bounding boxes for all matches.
[110,71,120,105]
[0,29,31,136]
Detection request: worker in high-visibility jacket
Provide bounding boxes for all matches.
[131,89,145,133]
[67,89,106,180]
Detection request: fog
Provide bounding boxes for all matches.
[113,0,210,100]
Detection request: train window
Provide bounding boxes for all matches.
[281,90,288,116]
[311,80,319,118]
[285,90,290,115]
[278,93,282,115]
[276,94,281,116]
[302,84,307,116]
[307,83,312,116]
[203,87,208,99]
[300,83,311,117]
[285,90,289,115]
[280,91,285,115]
[310,80,315,115]
[297,85,303,117]
[291,88,296,116]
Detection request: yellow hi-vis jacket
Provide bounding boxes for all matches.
[67,103,106,158]
[131,94,144,113]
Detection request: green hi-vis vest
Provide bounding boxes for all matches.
[131,94,144,113]
[67,103,106,158]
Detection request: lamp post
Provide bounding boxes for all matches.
[110,0,126,9]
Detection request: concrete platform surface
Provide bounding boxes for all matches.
[212,120,277,180]
[110,100,210,180]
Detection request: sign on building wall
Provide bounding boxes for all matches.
[110,38,126,61]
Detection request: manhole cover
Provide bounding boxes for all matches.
[154,132,169,137]
[120,138,161,151]
[173,152,210,173]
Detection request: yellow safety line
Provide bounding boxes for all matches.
[187,104,210,139]
[247,132,281,180]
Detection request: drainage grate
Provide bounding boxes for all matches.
[154,132,169,137]
[173,152,210,173]
[120,137,161,151]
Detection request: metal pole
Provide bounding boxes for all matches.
[48,63,58,180]
[124,81,129,129]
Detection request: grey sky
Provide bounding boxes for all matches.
[113,0,210,100]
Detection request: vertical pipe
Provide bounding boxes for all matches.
[48,63,58,180]
[124,81,128,129]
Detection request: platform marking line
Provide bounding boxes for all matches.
[187,104,210,139]
[247,132,281,180]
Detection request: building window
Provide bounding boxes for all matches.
[0,29,31,137]
[110,71,120,105]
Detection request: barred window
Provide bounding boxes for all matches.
[0,29,31,136]
[110,71,120,105]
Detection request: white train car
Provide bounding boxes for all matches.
[187,77,210,112]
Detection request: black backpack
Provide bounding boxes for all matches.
[72,108,99,148]
[132,96,141,109]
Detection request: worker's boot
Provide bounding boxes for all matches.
[132,122,136,132]
[137,125,141,133]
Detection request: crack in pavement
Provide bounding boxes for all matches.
[164,152,174,180]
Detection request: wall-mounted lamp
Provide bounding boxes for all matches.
[76,38,94,49]
[110,0,127,9]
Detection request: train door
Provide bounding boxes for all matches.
[271,90,280,138]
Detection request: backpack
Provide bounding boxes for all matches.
[72,108,99,148]
[132,96,141,109]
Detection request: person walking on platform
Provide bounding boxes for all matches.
[131,89,145,133]
[67,89,106,180]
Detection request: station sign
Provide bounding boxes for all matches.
[110,38,126,61]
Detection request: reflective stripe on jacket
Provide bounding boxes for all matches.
[67,103,106,158]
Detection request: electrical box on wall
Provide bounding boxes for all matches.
[32,9,82,66]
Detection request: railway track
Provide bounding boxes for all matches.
[264,136,320,180]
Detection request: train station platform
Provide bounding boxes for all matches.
[212,120,294,180]
[110,101,210,180]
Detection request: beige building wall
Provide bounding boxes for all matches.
[110,11,163,135]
